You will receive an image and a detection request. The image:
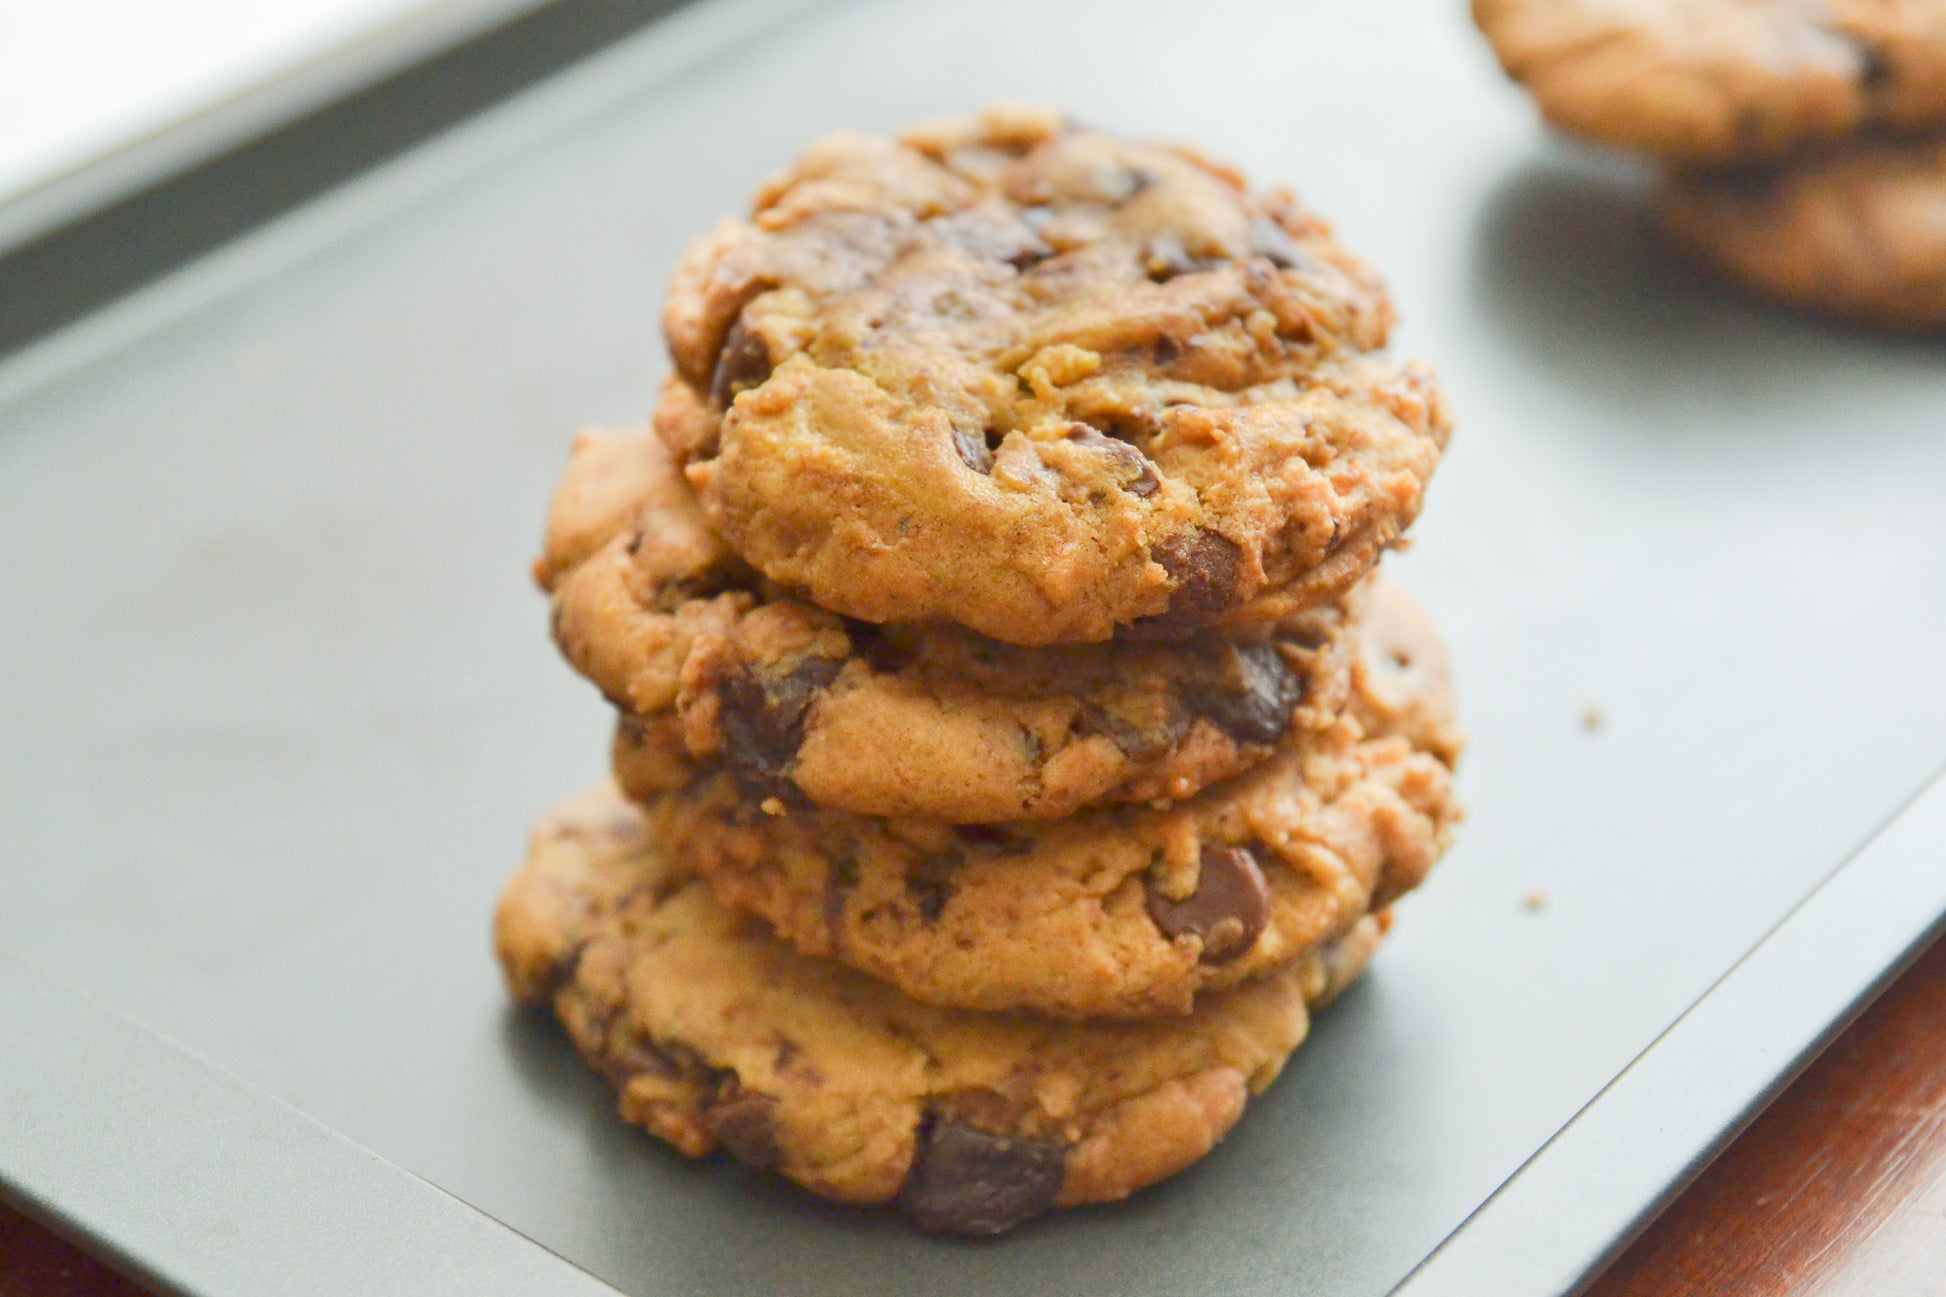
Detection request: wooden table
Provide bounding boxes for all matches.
[5,935,1942,1296]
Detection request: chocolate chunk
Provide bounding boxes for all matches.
[1145,529,1242,633]
[1007,241,1054,271]
[598,1027,685,1089]
[664,561,741,608]
[719,656,844,780]
[929,207,1053,270]
[953,427,996,474]
[1141,235,1221,281]
[906,858,956,924]
[1849,33,1892,90]
[707,1086,783,1172]
[897,1119,1066,1236]
[848,622,918,675]
[1249,214,1314,272]
[1077,702,1191,762]
[950,823,1032,857]
[823,854,859,946]
[709,317,774,408]
[1146,844,1272,963]
[1184,642,1304,745]
[1064,423,1158,496]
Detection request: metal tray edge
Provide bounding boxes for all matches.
[1392,763,1946,1297]
[0,0,827,399]
[0,0,552,255]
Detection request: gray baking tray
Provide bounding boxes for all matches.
[2,1,1943,1295]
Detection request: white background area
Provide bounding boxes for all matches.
[0,0,432,197]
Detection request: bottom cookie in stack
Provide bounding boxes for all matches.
[495,784,1385,1236]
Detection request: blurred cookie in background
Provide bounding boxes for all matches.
[1660,133,1946,328]
[1472,0,1946,166]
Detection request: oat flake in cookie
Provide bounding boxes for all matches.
[645,583,1461,1020]
[1473,0,1946,166]
[544,425,1369,823]
[1659,133,1946,328]
[656,102,1451,646]
[495,784,1383,1234]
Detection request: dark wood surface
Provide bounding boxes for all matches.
[5,935,1943,1297]
[1585,933,1946,1297]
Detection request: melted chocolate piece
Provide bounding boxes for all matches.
[823,855,859,947]
[1184,642,1305,745]
[1145,844,1272,963]
[707,1087,783,1172]
[929,206,1053,270]
[1249,214,1314,272]
[897,1119,1066,1236]
[597,1027,685,1089]
[1142,529,1243,634]
[1141,234,1222,281]
[719,657,844,780]
[848,622,918,675]
[1064,423,1158,496]
[953,427,996,474]
[1850,32,1893,90]
[906,858,956,924]
[1077,702,1192,762]
[710,317,774,408]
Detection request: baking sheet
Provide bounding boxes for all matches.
[2,0,1944,1293]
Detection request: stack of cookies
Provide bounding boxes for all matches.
[1474,0,1946,329]
[494,104,1461,1236]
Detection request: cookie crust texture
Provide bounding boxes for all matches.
[654,102,1450,646]
[1659,132,1946,327]
[495,785,1383,1235]
[542,426,1371,823]
[1473,0,1946,166]
[646,583,1461,1020]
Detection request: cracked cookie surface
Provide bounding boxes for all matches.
[644,583,1461,1019]
[495,784,1381,1234]
[1659,132,1946,327]
[655,102,1450,645]
[543,426,1369,822]
[1473,0,1946,165]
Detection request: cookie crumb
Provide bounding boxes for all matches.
[1522,889,1547,912]
[760,796,787,816]
[1580,704,1604,732]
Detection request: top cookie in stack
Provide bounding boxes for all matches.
[654,102,1450,645]
[1473,0,1946,327]
[506,105,1460,1231]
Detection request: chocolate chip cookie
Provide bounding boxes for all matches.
[1473,0,1946,165]
[496,784,1381,1234]
[545,426,1368,822]
[656,102,1451,645]
[1659,132,1946,327]
[645,584,1460,1019]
